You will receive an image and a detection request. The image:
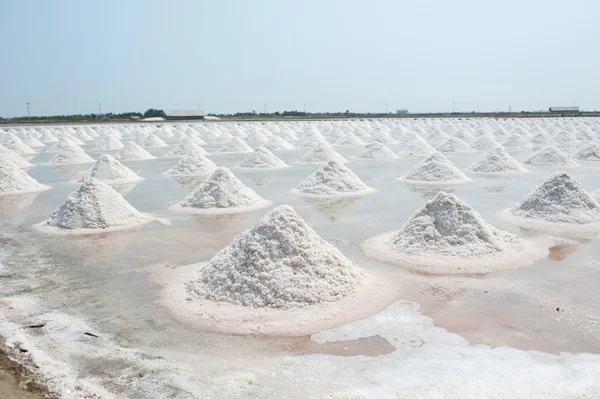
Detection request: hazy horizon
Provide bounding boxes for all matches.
[1,0,599,118]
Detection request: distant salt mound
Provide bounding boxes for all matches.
[175,167,270,214]
[573,142,600,162]
[530,133,556,147]
[164,151,218,176]
[0,144,33,168]
[471,135,499,151]
[357,142,397,160]
[84,154,142,184]
[425,130,450,146]
[524,145,578,167]
[399,152,471,185]
[334,133,364,147]
[297,143,346,164]
[94,135,124,150]
[22,135,45,148]
[401,138,436,157]
[553,132,579,145]
[263,136,295,151]
[186,205,363,309]
[238,147,288,169]
[165,138,208,157]
[49,142,94,165]
[502,172,600,230]
[40,132,59,143]
[436,137,474,153]
[466,146,528,174]
[502,134,530,148]
[142,134,168,148]
[3,134,35,155]
[361,192,533,274]
[45,137,80,153]
[215,137,253,154]
[0,161,49,196]
[39,178,146,233]
[371,130,396,144]
[118,141,155,161]
[293,159,374,198]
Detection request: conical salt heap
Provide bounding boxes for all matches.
[118,141,155,161]
[401,138,436,157]
[142,134,168,148]
[165,137,208,157]
[501,134,530,148]
[298,143,346,164]
[3,134,35,155]
[0,144,33,168]
[356,142,397,159]
[179,167,268,212]
[0,160,48,195]
[238,147,288,169]
[84,154,141,184]
[467,146,528,174]
[186,205,364,309]
[94,135,124,150]
[436,137,474,153]
[43,178,145,230]
[371,130,396,144]
[264,136,295,151]
[49,142,94,165]
[294,159,374,197]
[400,152,471,185]
[164,151,218,176]
[573,142,600,162]
[334,133,364,147]
[524,145,578,167]
[530,133,556,147]
[215,137,253,154]
[510,172,600,225]
[471,135,499,151]
[40,132,59,143]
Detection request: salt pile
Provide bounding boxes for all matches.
[553,132,579,145]
[399,152,471,185]
[238,147,288,169]
[356,142,398,159]
[84,154,142,184]
[471,135,499,151]
[0,160,49,195]
[371,130,396,144]
[118,141,155,161]
[400,138,436,157]
[530,133,556,147]
[436,137,474,153]
[362,192,533,274]
[264,136,295,151]
[298,143,346,164]
[49,142,95,165]
[523,145,578,167]
[174,167,270,214]
[164,152,218,176]
[334,133,364,147]
[0,144,33,168]
[142,134,168,148]
[3,134,35,155]
[94,135,124,150]
[501,134,530,148]
[40,131,59,143]
[573,142,600,161]
[165,138,208,157]
[38,178,146,233]
[185,205,363,309]
[293,159,375,198]
[466,146,528,174]
[215,137,253,154]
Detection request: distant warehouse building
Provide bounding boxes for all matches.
[161,109,206,120]
[549,106,580,114]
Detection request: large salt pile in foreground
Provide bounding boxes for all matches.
[0,161,49,195]
[38,178,146,233]
[84,154,142,184]
[466,146,528,174]
[0,144,33,168]
[238,147,288,169]
[215,137,253,154]
[293,160,375,198]
[174,167,270,214]
[118,141,155,161]
[356,142,397,160]
[573,142,600,162]
[49,142,95,165]
[164,151,218,176]
[362,192,534,274]
[186,205,364,309]
[298,143,346,164]
[399,152,471,185]
[524,145,578,167]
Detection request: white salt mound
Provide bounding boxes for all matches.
[84,154,142,184]
[0,161,48,195]
[356,142,397,159]
[49,142,95,165]
[524,145,578,167]
[399,152,471,185]
[294,159,374,197]
[466,146,528,174]
[164,151,218,176]
[334,133,364,147]
[400,138,436,157]
[215,137,253,154]
[178,167,269,213]
[3,134,35,155]
[142,134,168,148]
[0,144,33,168]
[165,138,208,157]
[573,142,600,161]
[471,135,499,151]
[238,147,288,169]
[298,143,346,164]
[186,205,364,309]
[263,136,295,151]
[94,136,124,150]
[436,137,474,153]
[118,141,155,161]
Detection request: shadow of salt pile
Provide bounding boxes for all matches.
[0,192,40,213]
[406,184,455,200]
[53,164,89,182]
[171,175,209,191]
[303,196,365,222]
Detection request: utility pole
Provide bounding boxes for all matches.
[452,102,455,113]
[264,104,267,114]
[98,103,102,114]
[477,102,480,113]
[26,102,30,120]
[385,103,388,114]
[572,100,575,109]
[303,104,306,113]
[74,98,77,115]
[197,104,200,110]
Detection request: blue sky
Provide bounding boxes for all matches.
[1,0,599,117]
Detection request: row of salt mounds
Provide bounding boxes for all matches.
[292,160,375,198]
[118,141,155,161]
[49,142,95,165]
[164,151,217,176]
[165,137,208,158]
[466,146,528,175]
[523,145,578,167]
[498,172,600,234]
[238,147,288,169]
[298,143,346,164]
[361,192,541,274]
[83,154,142,184]
[399,152,471,185]
[0,161,50,196]
[35,178,149,235]
[186,205,364,309]
[215,137,253,154]
[356,142,397,160]
[573,142,600,162]
[171,167,271,214]
[0,144,33,168]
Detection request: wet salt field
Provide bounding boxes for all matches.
[1,119,600,398]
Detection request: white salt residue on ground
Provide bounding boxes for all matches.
[399,138,436,157]
[356,142,398,160]
[163,151,218,176]
[498,172,600,234]
[436,137,474,153]
[399,152,471,185]
[297,143,347,165]
[292,160,376,198]
[49,142,95,165]
[466,145,528,175]
[171,167,271,214]
[362,192,543,274]
[0,144,33,168]
[573,142,600,161]
[524,145,579,167]
[215,137,253,154]
[165,137,208,158]
[237,147,288,169]
[82,154,143,184]
[117,141,155,161]
[0,160,50,196]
